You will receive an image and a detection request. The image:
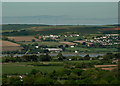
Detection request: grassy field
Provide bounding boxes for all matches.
[66,47,118,53]
[19,41,64,47]
[2,60,102,74]
[2,62,63,74]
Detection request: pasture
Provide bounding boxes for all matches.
[2,62,63,74]
[19,41,64,47]
[2,60,98,74]
[66,47,118,53]
[2,60,118,74]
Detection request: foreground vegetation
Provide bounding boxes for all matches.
[2,53,120,85]
[2,67,120,85]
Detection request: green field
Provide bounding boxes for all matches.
[19,41,64,47]
[2,62,63,74]
[66,47,118,53]
[2,60,100,74]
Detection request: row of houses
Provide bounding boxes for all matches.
[86,34,119,45]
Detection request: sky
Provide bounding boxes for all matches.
[2,0,120,2]
[2,2,118,25]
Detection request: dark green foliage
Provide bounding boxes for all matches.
[57,52,66,61]
[2,67,119,85]
[30,69,39,75]
[32,39,35,42]
[38,53,51,61]
[84,54,90,60]
[21,55,38,62]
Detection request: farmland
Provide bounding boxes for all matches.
[2,60,118,74]
[19,41,64,47]
[59,41,77,45]
[1,40,20,46]
[8,36,40,42]
[2,62,63,74]
[1,41,23,51]
[1,24,119,54]
[65,47,118,53]
[2,51,120,85]
[2,24,118,36]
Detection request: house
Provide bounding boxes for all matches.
[71,46,74,48]
[112,59,118,64]
[75,50,78,53]
[46,48,62,52]
[35,46,39,48]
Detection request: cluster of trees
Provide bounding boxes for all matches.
[2,53,120,63]
[2,54,52,63]
[2,52,66,63]
[64,62,94,69]
[2,67,120,85]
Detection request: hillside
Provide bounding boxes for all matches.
[2,24,118,36]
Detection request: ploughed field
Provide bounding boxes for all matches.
[8,36,40,42]
[1,40,23,51]
[2,41,20,46]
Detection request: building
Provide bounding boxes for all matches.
[46,48,62,52]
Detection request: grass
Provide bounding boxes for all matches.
[66,47,118,53]
[69,60,100,63]
[2,62,63,74]
[2,60,102,74]
[59,36,81,42]
[19,41,64,47]
[2,60,99,74]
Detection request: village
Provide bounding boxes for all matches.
[1,33,119,54]
[31,33,119,53]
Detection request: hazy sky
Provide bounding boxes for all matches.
[2,2,118,25]
[2,0,120,2]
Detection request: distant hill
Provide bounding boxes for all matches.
[2,24,118,36]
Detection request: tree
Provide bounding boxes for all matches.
[58,45,63,48]
[30,69,39,75]
[32,43,38,46]
[32,39,35,42]
[34,35,39,39]
[64,39,67,41]
[57,52,65,61]
[84,54,90,60]
[82,42,86,45]
[21,55,38,62]
[38,54,51,61]
[65,44,69,48]
[95,79,109,84]
[34,77,54,85]
[23,75,35,85]
[8,77,22,85]
[72,68,84,76]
